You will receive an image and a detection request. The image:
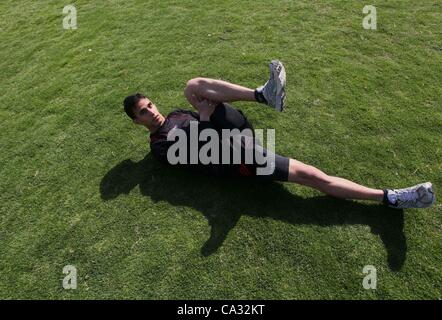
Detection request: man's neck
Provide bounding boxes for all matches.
[147,117,165,134]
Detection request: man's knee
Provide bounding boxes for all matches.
[185,77,209,97]
[289,160,330,185]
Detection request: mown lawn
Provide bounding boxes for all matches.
[0,0,441,299]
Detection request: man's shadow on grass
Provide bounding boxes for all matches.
[100,154,407,271]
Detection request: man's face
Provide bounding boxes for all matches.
[133,97,162,127]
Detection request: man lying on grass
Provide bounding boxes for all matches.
[123,60,435,209]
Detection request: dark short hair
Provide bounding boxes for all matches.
[123,93,146,119]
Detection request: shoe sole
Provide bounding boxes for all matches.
[420,182,436,206]
[271,60,286,111]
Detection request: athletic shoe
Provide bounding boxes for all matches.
[386,182,435,209]
[256,60,286,111]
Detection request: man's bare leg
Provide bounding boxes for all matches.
[287,159,384,202]
[184,77,256,108]
[184,60,286,111]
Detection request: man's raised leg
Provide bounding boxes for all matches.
[184,60,287,111]
[184,77,256,107]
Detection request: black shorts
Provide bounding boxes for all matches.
[233,147,291,182]
[206,103,290,182]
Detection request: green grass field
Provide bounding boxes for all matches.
[0,0,441,299]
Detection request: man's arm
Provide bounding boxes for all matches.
[196,99,216,121]
[183,81,216,119]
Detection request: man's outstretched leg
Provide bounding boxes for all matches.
[287,158,435,209]
[184,60,286,111]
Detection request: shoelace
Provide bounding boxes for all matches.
[396,189,418,202]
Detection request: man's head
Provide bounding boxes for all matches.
[123,93,165,131]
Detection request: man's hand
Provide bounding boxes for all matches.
[197,99,217,121]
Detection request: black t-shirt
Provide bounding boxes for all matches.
[149,108,260,177]
[148,106,289,181]
[149,109,216,164]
